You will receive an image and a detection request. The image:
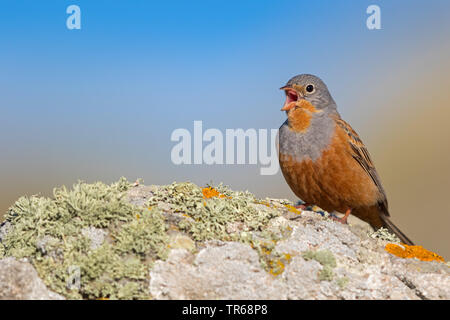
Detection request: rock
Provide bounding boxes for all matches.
[35,235,63,260]
[81,227,107,250]
[168,233,196,251]
[126,185,159,207]
[1,180,448,300]
[276,211,361,259]
[0,221,12,242]
[149,209,449,300]
[0,257,64,300]
[149,242,287,299]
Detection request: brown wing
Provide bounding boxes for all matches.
[334,117,389,215]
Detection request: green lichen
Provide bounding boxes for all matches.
[147,182,281,242]
[302,249,337,267]
[369,227,400,243]
[114,207,168,259]
[318,266,334,281]
[302,249,337,281]
[0,179,291,299]
[145,181,293,274]
[1,178,168,299]
[336,277,349,289]
[146,182,289,273]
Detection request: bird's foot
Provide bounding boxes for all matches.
[331,216,348,224]
[331,208,352,225]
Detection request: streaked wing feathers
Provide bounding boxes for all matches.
[334,117,389,214]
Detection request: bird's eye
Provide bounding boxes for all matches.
[305,84,315,93]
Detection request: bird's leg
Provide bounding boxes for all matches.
[331,208,352,224]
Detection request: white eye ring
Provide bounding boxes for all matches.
[305,84,315,94]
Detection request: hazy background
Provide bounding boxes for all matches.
[1,0,449,258]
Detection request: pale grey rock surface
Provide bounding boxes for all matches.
[0,221,11,242]
[0,257,64,300]
[150,242,287,300]
[81,226,107,250]
[149,210,449,300]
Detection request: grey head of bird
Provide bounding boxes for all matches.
[280,74,337,113]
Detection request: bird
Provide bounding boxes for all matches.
[278,74,414,245]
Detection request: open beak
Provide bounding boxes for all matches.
[280,86,303,111]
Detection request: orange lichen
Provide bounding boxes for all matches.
[254,200,271,207]
[202,187,230,199]
[261,246,272,256]
[284,204,302,215]
[269,259,285,276]
[269,254,294,276]
[385,243,445,263]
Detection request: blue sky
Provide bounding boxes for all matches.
[1,0,450,257]
[1,0,449,199]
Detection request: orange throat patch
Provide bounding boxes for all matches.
[287,100,320,132]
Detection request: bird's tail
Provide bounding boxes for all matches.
[379,214,414,245]
[353,204,415,245]
[375,201,414,245]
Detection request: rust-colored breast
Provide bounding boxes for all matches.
[279,125,383,215]
[287,100,321,133]
[288,108,312,133]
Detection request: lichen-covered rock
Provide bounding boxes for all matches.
[0,257,64,300]
[0,178,168,299]
[0,179,448,300]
